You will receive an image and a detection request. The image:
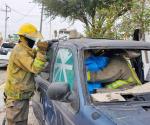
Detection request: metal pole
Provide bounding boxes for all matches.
[5,5,8,41]
[4,5,10,41]
[0,4,11,41]
[49,12,51,39]
[40,3,44,33]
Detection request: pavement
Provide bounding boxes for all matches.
[0,69,39,125]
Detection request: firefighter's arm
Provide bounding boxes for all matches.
[14,50,47,74]
[14,41,48,74]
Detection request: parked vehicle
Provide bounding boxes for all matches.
[33,39,150,125]
[0,42,16,67]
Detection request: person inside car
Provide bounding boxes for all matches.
[85,50,141,93]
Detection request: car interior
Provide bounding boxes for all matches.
[84,49,150,103]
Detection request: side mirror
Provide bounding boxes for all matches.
[47,82,71,102]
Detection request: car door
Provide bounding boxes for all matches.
[49,47,80,125]
[33,46,57,125]
[35,46,80,125]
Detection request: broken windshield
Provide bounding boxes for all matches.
[83,48,150,103]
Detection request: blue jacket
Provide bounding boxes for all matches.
[85,56,109,72]
[85,55,109,93]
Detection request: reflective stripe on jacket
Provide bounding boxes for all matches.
[4,42,47,100]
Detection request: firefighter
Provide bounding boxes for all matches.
[86,51,142,91]
[4,23,48,125]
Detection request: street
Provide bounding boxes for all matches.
[0,69,39,125]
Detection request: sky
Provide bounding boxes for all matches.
[0,0,84,40]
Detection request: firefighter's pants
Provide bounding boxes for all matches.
[5,99,29,125]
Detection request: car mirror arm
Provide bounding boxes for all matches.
[61,91,77,103]
[61,91,72,102]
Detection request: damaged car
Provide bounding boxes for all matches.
[33,39,150,125]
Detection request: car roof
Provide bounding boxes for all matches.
[58,38,150,50]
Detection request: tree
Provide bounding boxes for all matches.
[115,0,150,62]
[34,0,132,38]
[85,1,132,38]
[34,0,150,40]
[117,0,150,39]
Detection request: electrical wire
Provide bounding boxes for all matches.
[0,0,38,17]
[10,7,39,17]
[0,0,40,23]
[9,4,39,23]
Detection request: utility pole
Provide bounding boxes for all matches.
[5,5,11,41]
[40,3,44,33]
[49,12,52,39]
[0,4,11,41]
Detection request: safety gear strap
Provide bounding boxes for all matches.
[127,62,142,85]
[87,71,96,82]
[87,71,91,81]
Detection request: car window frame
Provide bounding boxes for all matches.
[52,48,75,90]
[50,45,80,112]
[82,47,150,105]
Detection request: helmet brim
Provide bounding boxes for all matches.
[17,31,43,42]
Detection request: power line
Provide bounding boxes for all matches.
[10,7,39,17]
[0,1,46,35]
[9,5,38,23]
[0,0,38,17]
[1,1,39,23]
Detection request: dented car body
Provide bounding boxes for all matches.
[33,39,150,125]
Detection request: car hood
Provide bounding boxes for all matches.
[95,103,150,125]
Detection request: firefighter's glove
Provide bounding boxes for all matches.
[37,41,49,51]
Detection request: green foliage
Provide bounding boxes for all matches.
[85,0,132,39]
[116,0,150,40]
[34,0,115,23]
[34,0,150,39]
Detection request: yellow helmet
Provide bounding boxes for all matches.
[17,23,43,41]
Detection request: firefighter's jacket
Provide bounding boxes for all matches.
[4,42,47,100]
[87,56,141,89]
